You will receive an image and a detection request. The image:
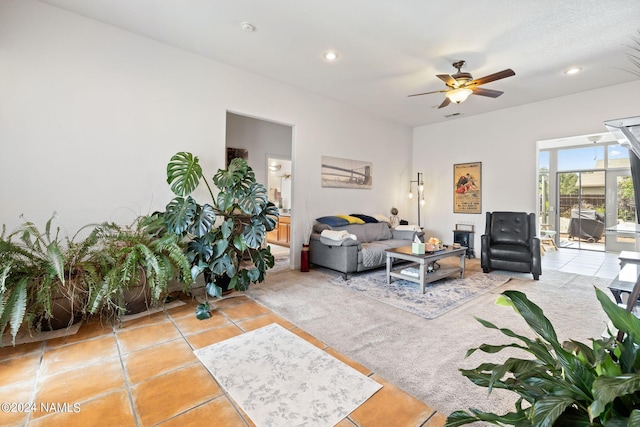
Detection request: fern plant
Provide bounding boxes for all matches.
[87,214,192,324]
[446,288,640,426]
[0,214,102,345]
[163,152,278,318]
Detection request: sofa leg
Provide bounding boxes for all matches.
[533,274,540,280]
[482,268,489,273]
[343,273,349,280]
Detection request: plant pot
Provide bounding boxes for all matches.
[204,270,234,296]
[122,282,152,315]
[37,286,85,331]
[215,274,234,296]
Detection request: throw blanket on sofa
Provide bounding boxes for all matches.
[320,229,357,246]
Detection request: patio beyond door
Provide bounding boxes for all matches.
[557,170,606,251]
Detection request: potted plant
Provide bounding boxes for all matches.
[163,152,278,318]
[87,214,193,324]
[445,288,640,426]
[0,214,102,345]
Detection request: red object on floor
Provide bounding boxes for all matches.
[301,244,310,272]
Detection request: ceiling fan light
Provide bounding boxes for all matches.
[446,88,473,104]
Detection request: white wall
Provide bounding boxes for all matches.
[0,0,413,266]
[413,80,640,251]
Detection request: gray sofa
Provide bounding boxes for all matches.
[309,222,424,277]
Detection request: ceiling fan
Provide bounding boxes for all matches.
[408,60,515,108]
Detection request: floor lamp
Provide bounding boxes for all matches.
[408,172,425,227]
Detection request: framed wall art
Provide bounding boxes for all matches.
[321,155,372,189]
[453,162,482,213]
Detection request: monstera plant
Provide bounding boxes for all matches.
[445,288,640,427]
[163,152,278,318]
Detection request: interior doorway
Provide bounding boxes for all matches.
[225,112,293,267]
[266,157,292,248]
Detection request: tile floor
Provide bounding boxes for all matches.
[0,247,618,427]
[0,294,444,427]
[540,247,620,279]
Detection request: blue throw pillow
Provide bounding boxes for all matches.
[350,214,379,223]
[316,216,350,227]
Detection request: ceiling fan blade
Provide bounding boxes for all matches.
[467,69,515,86]
[437,74,457,87]
[407,89,447,97]
[438,97,451,109]
[471,87,504,98]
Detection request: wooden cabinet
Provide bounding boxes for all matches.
[267,215,290,247]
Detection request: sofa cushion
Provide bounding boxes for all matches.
[370,213,390,223]
[489,243,532,263]
[313,223,331,233]
[316,216,350,227]
[336,214,365,224]
[332,222,391,243]
[349,214,379,223]
[360,241,389,267]
[361,239,412,268]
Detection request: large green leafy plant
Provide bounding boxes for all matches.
[0,214,102,345]
[163,152,278,317]
[446,288,640,427]
[87,214,192,324]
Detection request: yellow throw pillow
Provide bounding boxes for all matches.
[335,214,365,224]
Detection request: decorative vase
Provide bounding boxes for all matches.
[301,244,310,272]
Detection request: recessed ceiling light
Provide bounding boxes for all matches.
[323,51,339,61]
[564,67,582,75]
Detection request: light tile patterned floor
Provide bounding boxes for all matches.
[0,295,442,427]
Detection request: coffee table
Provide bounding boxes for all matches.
[385,246,467,294]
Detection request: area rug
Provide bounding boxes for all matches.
[194,323,382,427]
[329,269,511,319]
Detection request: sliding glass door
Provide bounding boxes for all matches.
[539,134,635,252]
[605,169,636,252]
[557,170,605,251]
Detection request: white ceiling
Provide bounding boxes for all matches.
[38,0,640,127]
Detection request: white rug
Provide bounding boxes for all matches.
[194,323,382,427]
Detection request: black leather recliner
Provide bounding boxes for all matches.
[481,211,542,280]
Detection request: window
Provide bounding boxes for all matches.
[558,146,605,171]
[608,144,631,168]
